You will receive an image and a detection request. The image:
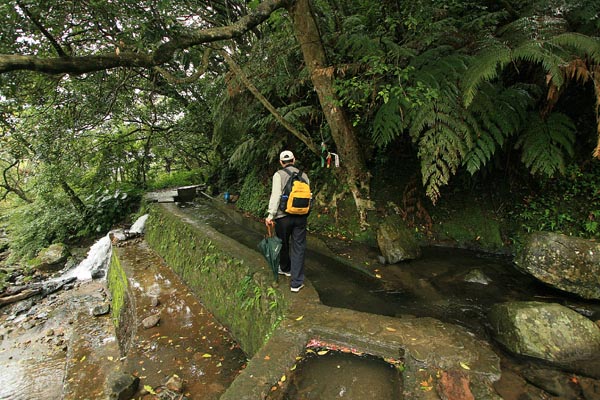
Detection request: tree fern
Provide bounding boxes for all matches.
[409,83,473,202]
[463,22,600,106]
[516,112,576,176]
[462,83,534,174]
[548,33,600,64]
[372,94,404,147]
[462,44,512,106]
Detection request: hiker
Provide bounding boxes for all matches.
[265,150,310,292]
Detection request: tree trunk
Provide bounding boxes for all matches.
[60,181,86,214]
[288,0,372,226]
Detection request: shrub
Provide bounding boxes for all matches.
[512,163,600,239]
[148,169,205,190]
[236,172,269,217]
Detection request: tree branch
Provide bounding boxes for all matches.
[1,160,31,203]
[154,48,212,84]
[219,49,319,156]
[16,0,69,57]
[0,0,292,75]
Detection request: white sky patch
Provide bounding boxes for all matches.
[16,36,40,45]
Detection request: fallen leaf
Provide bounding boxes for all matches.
[144,385,156,395]
[375,274,382,278]
[385,327,397,332]
[264,355,271,360]
[295,315,304,321]
[460,361,471,370]
[317,350,329,356]
[280,374,286,382]
[202,353,212,358]
[80,356,86,362]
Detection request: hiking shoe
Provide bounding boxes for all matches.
[278,267,291,277]
[290,284,305,293]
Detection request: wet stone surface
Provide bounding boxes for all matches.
[0,238,247,400]
[0,280,107,400]
[115,240,247,399]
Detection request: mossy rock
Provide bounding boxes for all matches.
[434,203,504,252]
[28,243,70,272]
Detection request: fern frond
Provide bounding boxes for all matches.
[380,37,417,62]
[372,94,404,147]
[255,102,316,133]
[229,137,256,167]
[408,46,457,70]
[549,33,600,64]
[462,82,535,174]
[515,112,576,176]
[463,46,512,106]
[512,41,565,88]
[411,93,473,203]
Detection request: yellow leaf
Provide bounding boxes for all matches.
[317,350,329,356]
[107,356,113,361]
[375,274,382,278]
[385,327,397,332]
[460,361,471,370]
[144,385,156,395]
[80,356,86,362]
[295,315,304,321]
[280,374,286,382]
[202,353,212,358]
[290,364,297,371]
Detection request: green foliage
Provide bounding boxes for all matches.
[515,113,576,176]
[235,171,269,217]
[512,163,600,238]
[7,196,83,262]
[462,83,534,173]
[148,169,205,190]
[463,30,600,106]
[82,188,142,236]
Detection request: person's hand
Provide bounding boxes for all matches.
[265,217,274,226]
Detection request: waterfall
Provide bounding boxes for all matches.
[129,214,149,234]
[61,234,112,281]
[59,213,150,281]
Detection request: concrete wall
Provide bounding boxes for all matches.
[143,203,289,357]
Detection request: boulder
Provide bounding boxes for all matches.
[376,221,421,264]
[30,243,70,272]
[142,313,161,329]
[464,269,492,285]
[515,232,600,300]
[488,301,600,364]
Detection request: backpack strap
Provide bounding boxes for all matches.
[281,167,305,182]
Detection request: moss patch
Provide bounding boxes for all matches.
[434,202,505,252]
[107,251,129,328]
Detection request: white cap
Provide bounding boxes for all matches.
[280,150,294,162]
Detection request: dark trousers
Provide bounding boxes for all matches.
[275,215,307,287]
